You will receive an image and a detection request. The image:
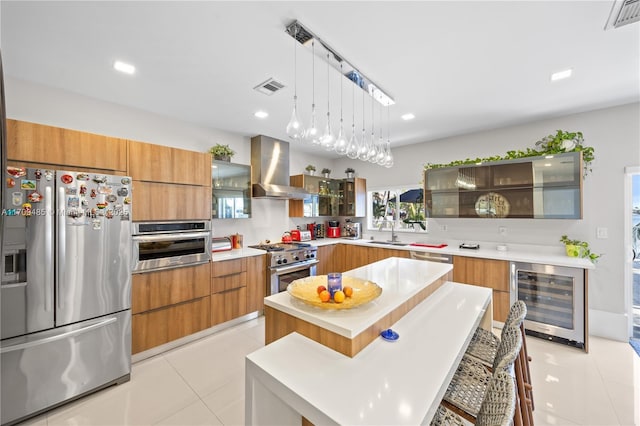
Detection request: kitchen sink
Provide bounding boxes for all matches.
[368,240,409,246]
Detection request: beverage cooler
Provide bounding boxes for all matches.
[511,262,585,349]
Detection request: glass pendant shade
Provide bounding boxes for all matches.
[305,104,321,144]
[357,127,368,161]
[376,137,386,164]
[346,124,359,159]
[334,121,348,155]
[384,141,394,168]
[321,113,335,150]
[286,96,304,140]
[367,132,378,163]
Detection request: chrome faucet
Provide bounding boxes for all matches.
[379,219,399,243]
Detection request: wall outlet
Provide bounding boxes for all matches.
[596,227,608,239]
[499,226,507,236]
[440,224,448,231]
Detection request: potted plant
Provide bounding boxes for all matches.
[345,167,355,178]
[305,164,316,176]
[535,130,594,176]
[560,235,601,263]
[321,168,331,178]
[209,144,235,162]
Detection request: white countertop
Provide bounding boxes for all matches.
[309,238,595,269]
[213,237,594,269]
[211,247,265,262]
[263,257,453,338]
[246,281,492,425]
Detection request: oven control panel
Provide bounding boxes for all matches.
[270,248,317,268]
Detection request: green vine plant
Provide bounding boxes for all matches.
[560,235,601,263]
[424,130,595,178]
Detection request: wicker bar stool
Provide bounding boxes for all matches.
[431,370,516,426]
[443,324,522,417]
[465,300,527,366]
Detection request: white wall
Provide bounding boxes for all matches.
[7,77,640,340]
[335,102,640,341]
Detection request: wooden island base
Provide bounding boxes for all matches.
[265,270,452,357]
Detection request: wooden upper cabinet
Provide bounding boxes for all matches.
[132,181,212,221]
[7,119,127,171]
[128,140,211,186]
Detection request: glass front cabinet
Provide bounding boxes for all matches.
[289,175,366,218]
[212,160,251,219]
[424,152,583,219]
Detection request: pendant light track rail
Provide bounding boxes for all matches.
[285,20,395,106]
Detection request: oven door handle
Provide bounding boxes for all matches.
[132,231,210,242]
[273,260,319,275]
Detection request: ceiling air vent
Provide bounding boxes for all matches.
[253,78,285,96]
[605,0,640,30]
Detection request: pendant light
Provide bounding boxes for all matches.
[367,93,378,162]
[334,62,348,155]
[345,75,359,159]
[384,105,394,168]
[376,102,386,164]
[320,53,335,150]
[285,26,304,140]
[357,88,369,161]
[304,40,320,145]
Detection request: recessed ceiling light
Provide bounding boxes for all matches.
[254,111,269,119]
[550,69,572,82]
[113,60,135,75]
[401,113,415,121]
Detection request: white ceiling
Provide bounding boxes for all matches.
[1,1,638,154]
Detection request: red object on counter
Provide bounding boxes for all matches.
[327,227,341,238]
[282,231,293,243]
[290,229,301,241]
[409,243,448,248]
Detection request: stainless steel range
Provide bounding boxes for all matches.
[249,243,318,295]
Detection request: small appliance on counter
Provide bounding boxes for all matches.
[306,223,316,239]
[314,223,325,239]
[342,222,361,239]
[291,229,312,241]
[212,237,232,252]
[327,220,341,238]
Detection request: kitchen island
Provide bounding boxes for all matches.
[263,257,456,357]
[246,257,493,425]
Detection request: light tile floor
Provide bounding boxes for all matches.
[17,316,640,426]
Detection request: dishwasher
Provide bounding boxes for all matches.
[409,251,452,263]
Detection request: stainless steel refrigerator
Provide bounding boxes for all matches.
[1,168,132,425]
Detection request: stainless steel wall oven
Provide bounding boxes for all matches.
[511,262,585,349]
[132,221,211,273]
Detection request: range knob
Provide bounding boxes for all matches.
[309,252,315,258]
[276,258,283,265]
[282,258,288,264]
[294,255,299,261]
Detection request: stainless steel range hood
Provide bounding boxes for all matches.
[251,135,311,200]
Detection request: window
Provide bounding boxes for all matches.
[367,186,427,233]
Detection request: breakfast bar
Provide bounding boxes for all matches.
[246,258,493,425]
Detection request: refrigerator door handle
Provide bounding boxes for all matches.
[57,186,66,310]
[44,184,53,312]
[1,281,27,289]
[0,317,117,354]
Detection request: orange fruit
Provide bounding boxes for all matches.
[319,290,331,302]
[343,286,353,297]
[333,290,345,303]
[317,285,327,295]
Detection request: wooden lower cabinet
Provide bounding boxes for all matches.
[316,244,338,275]
[211,287,248,326]
[132,296,210,354]
[246,255,266,313]
[340,244,410,271]
[211,256,265,326]
[453,255,510,321]
[132,264,210,314]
